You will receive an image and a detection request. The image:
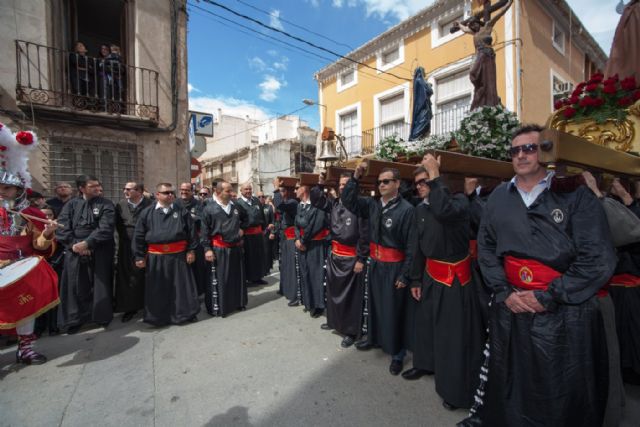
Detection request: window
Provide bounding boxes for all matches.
[337,67,357,92]
[551,72,574,111]
[431,2,469,49]
[376,42,404,72]
[439,13,463,37]
[379,93,407,140]
[552,21,565,54]
[339,110,360,156]
[432,69,472,135]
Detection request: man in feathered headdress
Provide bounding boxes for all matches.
[0,123,60,365]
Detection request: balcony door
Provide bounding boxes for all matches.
[66,0,128,60]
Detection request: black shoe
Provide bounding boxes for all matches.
[240,306,247,311]
[121,311,137,323]
[310,309,323,318]
[16,350,47,365]
[287,300,300,307]
[66,325,82,335]
[401,367,433,380]
[354,340,373,351]
[188,315,198,323]
[320,323,332,330]
[341,336,355,348]
[253,279,268,285]
[49,328,60,336]
[389,359,403,376]
[97,321,111,328]
[442,401,458,411]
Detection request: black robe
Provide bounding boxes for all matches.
[311,186,368,337]
[476,182,616,427]
[262,204,275,274]
[56,196,115,328]
[201,201,248,316]
[295,201,329,310]
[114,197,152,313]
[132,204,200,326]
[342,178,416,356]
[409,178,484,409]
[236,196,266,282]
[274,190,299,302]
[175,197,207,295]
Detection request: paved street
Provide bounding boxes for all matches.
[2,271,639,427]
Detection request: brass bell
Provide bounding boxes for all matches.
[318,139,339,162]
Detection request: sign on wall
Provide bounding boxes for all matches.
[189,111,214,136]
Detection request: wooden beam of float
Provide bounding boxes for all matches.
[538,129,640,177]
[364,150,514,181]
[276,176,299,188]
[299,173,320,186]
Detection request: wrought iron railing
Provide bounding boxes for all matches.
[362,122,411,155]
[430,105,470,136]
[15,40,159,121]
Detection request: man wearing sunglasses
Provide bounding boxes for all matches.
[273,178,300,306]
[175,182,207,296]
[404,155,484,411]
[474,125,616,426]
[236,182,268,286]
[342,163,416,376]
[132,183,200,326]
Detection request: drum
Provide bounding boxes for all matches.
[0,256,59,329]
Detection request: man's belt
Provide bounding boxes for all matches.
[426,256,471,286]
[369,243,405,263]
[608,273,640,288]
[211,235,243,248]
[244,225,263,235]
[148,240,188,254]
[331,241,357,257]
[504,255,608,297]
[469,239,478,260]
[284,226,296,240]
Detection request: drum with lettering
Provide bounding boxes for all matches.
[0,256,59,330]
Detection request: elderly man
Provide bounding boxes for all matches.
[133,183,200,326]
[114,182,151,322]
[46,181,74,217]
[175,182,207,295]
[236,182,268,285]
[342,164,416,375]
[473,125,616,426]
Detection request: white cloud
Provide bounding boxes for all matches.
[269,9,284,31]
[248,56,267,71]
[189,95,270,122]
[273,56,289,71]
[187,83,200,93]
[332,0,343,6]
[259,75,286,102]
[307,0,320,7]
[329,0,429,21]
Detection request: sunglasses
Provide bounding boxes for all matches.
[377,178,397,186]
[199,192,208,196]
[508,143,538,157]
[158,191,175,196]
[123,188,135,191]
[414,178,429,187]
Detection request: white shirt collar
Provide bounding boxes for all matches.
[240,195,251,203]
[508,170,554,190]
[154,202,173,213]
[128,198,142,208]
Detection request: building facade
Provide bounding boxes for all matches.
[0,0,190,199]
[313,0,606,158]
[199,112,317,193]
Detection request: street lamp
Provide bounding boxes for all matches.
[302,99,326,109]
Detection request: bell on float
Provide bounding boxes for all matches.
[318,139,339,162]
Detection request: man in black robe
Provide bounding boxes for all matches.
[201,181,248,317]
[57,175,115,334]
[175,182,207,295]
[295,182,329,318]
[311,172,368,347]
[259,192,276,275]
[342,164,416,375]
[473,125,616,427]
[404,159,484,411]
[114,182,151,322]
[273,178,300,306]
[132,183,199,326]
[236,183,268,285]
[46,181,74,217]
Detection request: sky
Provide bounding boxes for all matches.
[187,0,622,131]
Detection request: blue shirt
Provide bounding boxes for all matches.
[508,171,554,208]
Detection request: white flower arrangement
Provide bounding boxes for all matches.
[456,105,519,161]
[375,132,456,161]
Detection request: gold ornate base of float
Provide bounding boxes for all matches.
[547,100,640,154]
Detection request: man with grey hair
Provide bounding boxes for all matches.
[46,181,74,217]
[236,182,268,285]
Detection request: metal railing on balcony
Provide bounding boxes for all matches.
[15,40,159,121]
[361,122,411,155]
[430,105,470,136]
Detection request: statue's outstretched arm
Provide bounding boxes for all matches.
[487,0,513,28]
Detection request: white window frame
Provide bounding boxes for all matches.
[549,68,573,112]
[376,40,405,73]
[431,1,469,49]
[337,66,358,93]
[552,20,565,54]
[335,101,362,156]
[373,83,410,130]
[427,57,473,115]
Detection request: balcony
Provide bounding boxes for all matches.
[15,40,159,126]
[358,105,470,156]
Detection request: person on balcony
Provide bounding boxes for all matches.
[68,41,93,97]
[105,45,125,113]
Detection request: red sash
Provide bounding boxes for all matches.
[244,225,263,235]
[504,255,608,297]
[211,235,243,248]
[608,273,640,288]
[469,240,478,260]
[284,226,296,240]
[426,256,472,286]
[148,240,188,254]
[369,243,405,263]
[331,241,357,257]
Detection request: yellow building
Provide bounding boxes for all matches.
[313,0,606,158]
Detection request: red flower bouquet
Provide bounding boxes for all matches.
[554,73,639,123]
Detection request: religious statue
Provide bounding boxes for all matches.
[454,0,513,110]
[606,0,639,83]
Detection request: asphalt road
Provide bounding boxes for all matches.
[1,271,639,427]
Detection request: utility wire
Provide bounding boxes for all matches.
[199,0,412,81]
[233,0,355,51]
